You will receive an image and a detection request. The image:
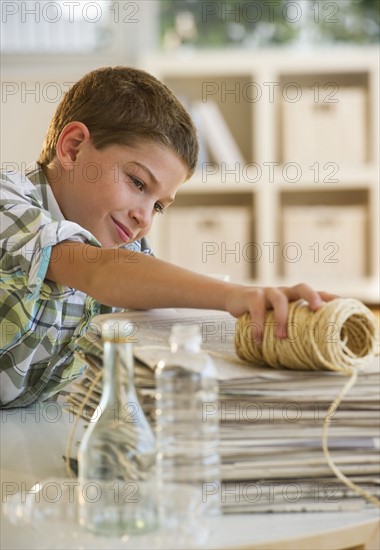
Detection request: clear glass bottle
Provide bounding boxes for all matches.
[78,320,157,536]
[155,324,220,520]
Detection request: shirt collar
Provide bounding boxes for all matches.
[25,162,66,221]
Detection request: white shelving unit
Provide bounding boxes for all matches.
[141,47,379,303]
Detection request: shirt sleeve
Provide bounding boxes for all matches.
[0,172,101,301]
[121,235,155,256]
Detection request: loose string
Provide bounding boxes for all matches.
[65,354,103,478]
[322,368,379,508]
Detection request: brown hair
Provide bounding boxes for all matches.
[39,66,199,178]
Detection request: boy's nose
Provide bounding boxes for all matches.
[130,204,151,229]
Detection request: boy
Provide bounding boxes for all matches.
[0,66,335,408]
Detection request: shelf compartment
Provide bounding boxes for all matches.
[164,74,254,165]
[277,72,370,167]
[153,192,256,281]
[278,189,370,281]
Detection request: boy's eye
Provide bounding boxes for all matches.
[129,175,144,189]
[127,174,164,214]
[154,202,164,214]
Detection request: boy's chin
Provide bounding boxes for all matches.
[96,232,123,248]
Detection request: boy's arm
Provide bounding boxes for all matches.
[46,241,230,310]
[46,241,336,342]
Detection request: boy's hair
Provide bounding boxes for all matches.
[38,66,199,178]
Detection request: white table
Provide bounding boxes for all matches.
[1,403,379,550]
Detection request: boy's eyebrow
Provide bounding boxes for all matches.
[129,161,175,204]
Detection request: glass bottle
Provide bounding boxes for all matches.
[78,319,157,536]
[155,324,221,521]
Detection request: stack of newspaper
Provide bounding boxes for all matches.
[63,309,380,513]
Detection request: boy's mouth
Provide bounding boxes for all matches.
[111,217,133,243]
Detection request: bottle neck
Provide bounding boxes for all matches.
[102,341,135,404]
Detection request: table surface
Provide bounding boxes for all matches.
[1,403,379,550]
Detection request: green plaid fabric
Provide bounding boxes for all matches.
[0,163,153,408]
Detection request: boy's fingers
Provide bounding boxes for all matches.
[264,288,289,339]
[248,288,289,343]
[283,283,318,303]
[247,290,266,345]
[318,291,339,303]
[282,283,332,311]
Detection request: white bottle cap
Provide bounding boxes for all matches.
[169,324,202,347]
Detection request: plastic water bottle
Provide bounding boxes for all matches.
[155,324,220,519]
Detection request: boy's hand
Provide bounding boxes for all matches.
[225,283,337,344]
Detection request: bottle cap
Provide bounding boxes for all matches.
[169,324,202,347]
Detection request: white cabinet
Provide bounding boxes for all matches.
[142,47,379,302]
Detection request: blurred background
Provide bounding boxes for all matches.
[1,0,379,301]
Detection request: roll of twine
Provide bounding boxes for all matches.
[235,298,377,374]
[235,297,379,508]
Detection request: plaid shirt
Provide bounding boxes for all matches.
[0,163,153,408]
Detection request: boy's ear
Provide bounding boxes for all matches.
[56,122,90,168]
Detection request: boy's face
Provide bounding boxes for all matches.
[52,136,188,247]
